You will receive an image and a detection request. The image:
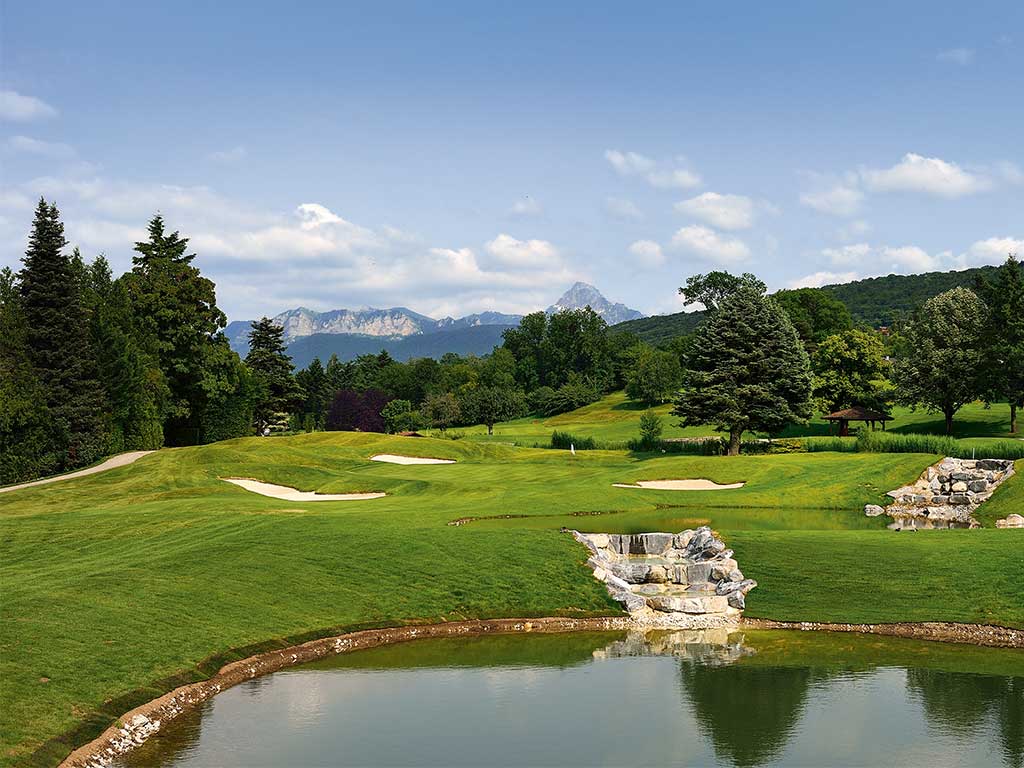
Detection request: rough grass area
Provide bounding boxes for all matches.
[1,431,1021,766]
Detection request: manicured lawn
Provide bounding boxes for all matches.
[1,431,1021,766]
[444,390,1022,446]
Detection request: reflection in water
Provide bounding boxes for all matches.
[116,630,1024,768]
[908,669,1024,768]
[679,657,813,767]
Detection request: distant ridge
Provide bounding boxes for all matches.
[225,282,643,358]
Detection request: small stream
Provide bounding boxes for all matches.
[116,629,1023,767]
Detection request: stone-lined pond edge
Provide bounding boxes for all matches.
[57,615,1024,768]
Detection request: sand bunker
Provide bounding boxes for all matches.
[370,454,455,465]
[222,478,386,501]
[613,479,745,491]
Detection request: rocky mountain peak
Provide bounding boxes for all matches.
[547,282,644,325]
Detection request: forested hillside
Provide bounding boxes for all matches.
[610,310,705,345]
[820,266,997,327]
[613,266,999,344]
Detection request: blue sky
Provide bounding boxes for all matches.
[1,1,1022,320]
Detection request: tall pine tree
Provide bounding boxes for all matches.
[0,266,62,482]
[85,256,166,451]
[123,215,228,444]
[17,199,106,467]
[246,317,300,432]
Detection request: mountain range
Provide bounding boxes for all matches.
[225,282,645,363]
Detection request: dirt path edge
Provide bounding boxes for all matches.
[57,615,1023,767]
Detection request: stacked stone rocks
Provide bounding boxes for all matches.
[572,527,756,620]
[865,457,1016,530]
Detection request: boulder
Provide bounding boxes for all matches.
[673,531,694,550]
[686,563,713,583]
[610,562,652,584]
[950,481,968,492]
[727,592,745,610]
[864,504,885,517]
[611,589,647,612]
[968,479,989,493]
[631,532,674,555]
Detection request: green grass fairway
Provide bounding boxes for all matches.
[444,391,1022,446]
[1,432,1022,765]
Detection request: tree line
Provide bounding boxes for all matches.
[2,202,263,483]
[666,261,1023,452]
[4,199,1020,482]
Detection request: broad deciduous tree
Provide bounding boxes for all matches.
[893,287,988,435]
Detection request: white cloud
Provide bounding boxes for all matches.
[604,149,655,176]
[645,168,702,189]
[483,233,559,268]
[788,270,860,289]
[670,225,750,264]
[628,239,664,268]
[605,197,643,220]
[0,172,582,319]
[966,236,1024,263]
[822,242,873,266]
[5,135,75,158]
[508,197,543,217]
[0,90,58,121]
[812,238,1018,281]
[208,145,247,164]
[674,192,756,230]
[605,148,701,189]
[800,184,863,217]
[882,245,943,272]
[860,153,990,198]
[937,47,974,65]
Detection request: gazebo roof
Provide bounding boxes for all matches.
[823,406,892,422]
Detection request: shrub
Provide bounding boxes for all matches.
[636,409,664,450]
[550,430,597,450]
[627,437,725,455]
[544,375,601,416]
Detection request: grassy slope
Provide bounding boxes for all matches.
[446,390,1021,445]
[2,432,1022,764]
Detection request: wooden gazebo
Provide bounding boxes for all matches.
[823,406,892,436]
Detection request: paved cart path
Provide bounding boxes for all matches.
[0,451,155,495]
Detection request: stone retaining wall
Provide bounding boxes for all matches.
[865,457,1016,530]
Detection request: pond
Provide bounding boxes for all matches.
[117,629,1022,768]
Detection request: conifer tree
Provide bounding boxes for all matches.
[674,284,812,455]
[17,199,106,467]
[295,357,331,428]
[123,215,227,442]
[0,266,62,482]
[85,257,166,450]
[246,317,300,431]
